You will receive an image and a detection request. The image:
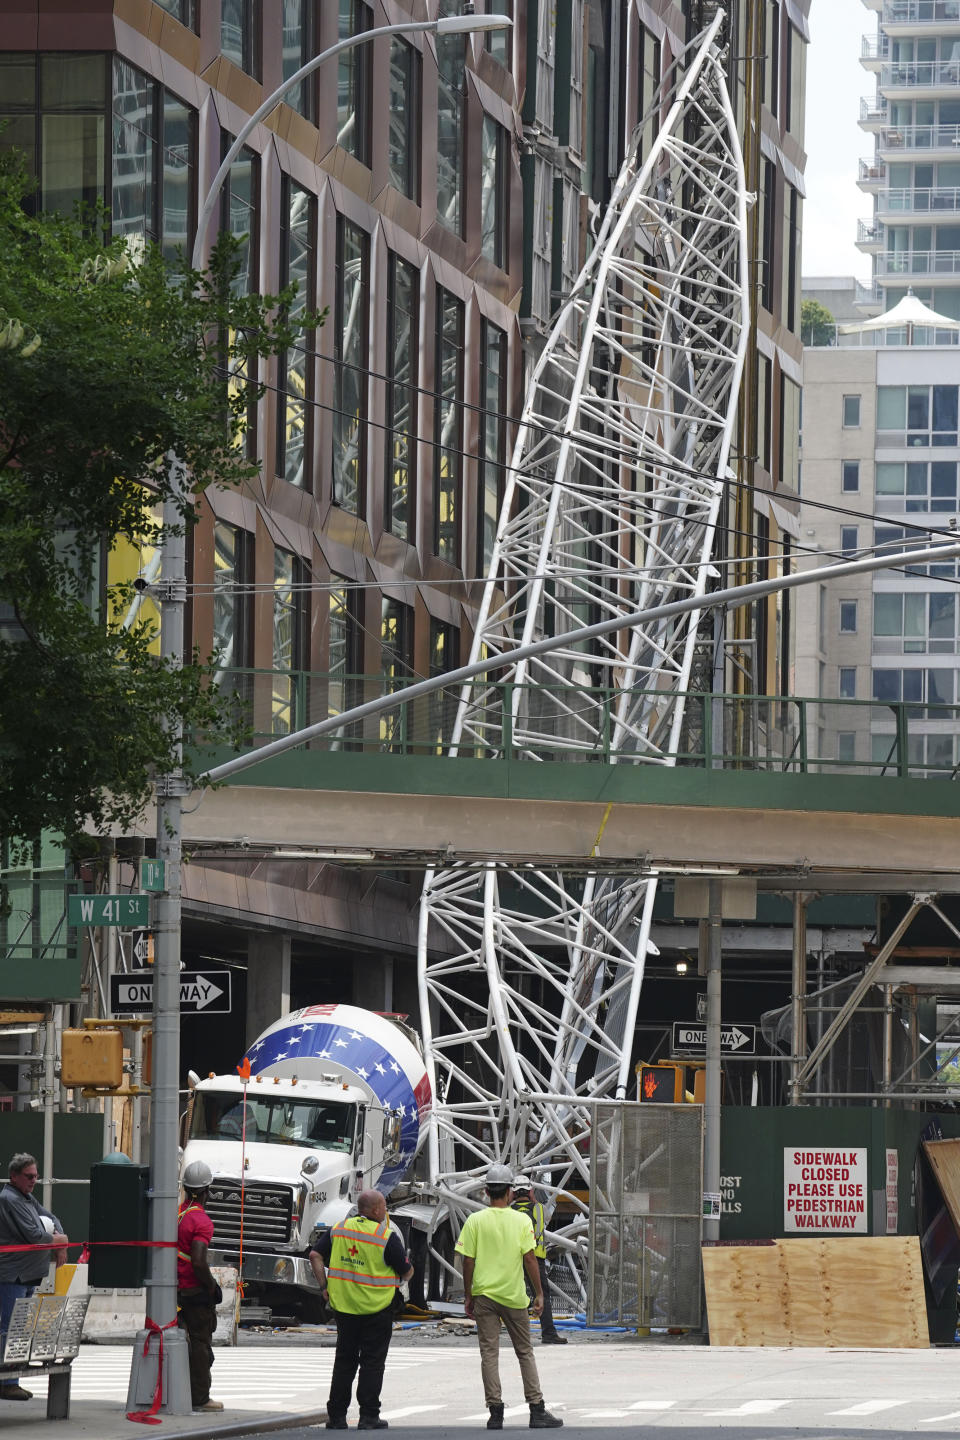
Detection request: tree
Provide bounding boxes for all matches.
[0,158,322,856]
[801,298,836,348]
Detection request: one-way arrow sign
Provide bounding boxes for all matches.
[110,971,232,1017]
[671,1021,756,1057]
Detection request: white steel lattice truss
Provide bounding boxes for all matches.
[416,14,749,1294]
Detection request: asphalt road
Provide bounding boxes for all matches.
[192,1337,960,1438]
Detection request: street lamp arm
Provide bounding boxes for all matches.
[191,15,512,273]
[202,538,960,785]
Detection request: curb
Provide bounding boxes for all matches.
[161,1407,327,1438]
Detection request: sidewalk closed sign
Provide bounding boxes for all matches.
[784,1148,867,1233]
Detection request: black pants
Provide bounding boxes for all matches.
[178,1289,216,1407]
[328,1305,394,1422]
[528,1258,559,1337]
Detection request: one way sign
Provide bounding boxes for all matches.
[671,1021,756,1056]
[110,971,232,1016]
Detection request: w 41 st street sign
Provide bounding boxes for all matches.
[68,894,149,927]
[672,1021,756,1057]
[110,971,231,1016]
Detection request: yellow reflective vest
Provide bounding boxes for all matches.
[326,1214,400,1315]
[512,1197,546,1259]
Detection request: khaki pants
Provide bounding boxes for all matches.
[473,1294,543,1406]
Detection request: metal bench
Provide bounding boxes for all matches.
[1,1293,90,1419]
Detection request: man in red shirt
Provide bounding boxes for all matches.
[177,1161,223,1414]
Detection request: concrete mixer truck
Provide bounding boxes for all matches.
[179,1003,452,1320]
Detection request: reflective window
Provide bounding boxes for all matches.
[278,180,315,488]
[481,115,507,266]
[333,218,369,512]
[338,0,371,165]
[220,141,258,296]
[479,320,507,571]
[436,29,464,233]
[111,63,196,257]
[486,1,512,64]
[435,288,464,562]
[328,580,361,729]
[385,254,419,541]
[273,548,304,736]
[282,0,312,117]
[840,526,858,553]
[380,597,414,751]
[839,600,858,633]
[221,0,258,77]
[154,0,195,26]
[41,54,107,217]
[388,38,419,199]
[212,522,252,684]
[842,394,861,428]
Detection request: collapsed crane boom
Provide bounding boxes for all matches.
[416,11,750,1287]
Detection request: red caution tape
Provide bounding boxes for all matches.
[0,1239,177,1253]
[126,1316,179,1426]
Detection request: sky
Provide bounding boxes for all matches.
[801,0,874,282]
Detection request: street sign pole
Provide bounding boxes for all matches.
[127,468,192,1417]
[702,879,723,1245]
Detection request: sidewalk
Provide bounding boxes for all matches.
[0,1396,326,1439]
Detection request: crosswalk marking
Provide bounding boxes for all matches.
[460,1403,531,1422]
[828,1400,910,1415]
[629,1400,676,1410]
[703,1399,790,1415]
[380,1405,446,1420]
[921,1410,960,1423]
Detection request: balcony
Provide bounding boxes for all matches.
[860,95,889,130]
[857,218,885,251]
[858,157,888,189]
[879,122,960,154]
[880,59,960,94]
[876,248,960,280]
[861,35,890,67]
[854,278,885,312]
[882,0,960,26]
[878,185,960,216]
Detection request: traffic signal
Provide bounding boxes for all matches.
[637,1062,683,1103]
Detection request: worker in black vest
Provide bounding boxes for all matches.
[512,1176,567,1345]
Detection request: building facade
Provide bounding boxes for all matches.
[857,0,960,318]
[797,279,960,780]
[0,0,807,1091]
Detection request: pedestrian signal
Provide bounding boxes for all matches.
[637,1063,683,1103]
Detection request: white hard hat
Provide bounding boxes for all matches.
[486,1163,514,1186]
[182,1159,214,1190]
[513,1175,532,1190]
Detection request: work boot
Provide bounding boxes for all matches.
[197,1399,224,1411]
[488,1403,505,1429]
[325,1418,348,1430]
[529,1401,563,1428]
[0,1385,32,1401]
[541,1331,568,1345]
[357,1419,389,1430]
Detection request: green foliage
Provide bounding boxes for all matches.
[0,158,324,855]
[801,298,836,348]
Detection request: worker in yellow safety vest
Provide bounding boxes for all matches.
[512,1176,567,1345]
[309,1189,413,1430]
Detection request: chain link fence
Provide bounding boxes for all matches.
[587,1103,703,1328]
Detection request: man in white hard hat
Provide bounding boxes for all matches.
[455,1164,563,1431]
[177,1160,223,1414]
[512,1176,566,1345]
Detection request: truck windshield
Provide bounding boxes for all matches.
[190,1092,357,1152]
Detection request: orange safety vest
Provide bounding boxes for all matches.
[326,1214,399,1315]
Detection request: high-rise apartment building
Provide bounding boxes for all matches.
[857,0,960,318]
[0,1,807,1079]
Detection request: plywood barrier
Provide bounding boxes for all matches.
[922,1139,960,1236]
[702,1237,928,1347]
